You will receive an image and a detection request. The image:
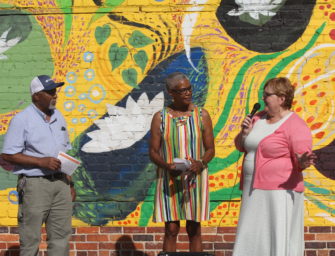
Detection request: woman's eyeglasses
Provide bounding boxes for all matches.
[172,86,192,95]
[263,92,277,98]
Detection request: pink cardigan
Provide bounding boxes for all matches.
[238,111,312,192]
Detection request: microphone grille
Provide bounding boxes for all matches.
[254,103,261,110]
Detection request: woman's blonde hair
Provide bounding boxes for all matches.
[264,77,295,109]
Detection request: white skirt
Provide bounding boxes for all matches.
[233,159,305,256]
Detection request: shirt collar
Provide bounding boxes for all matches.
[31,103,56,123]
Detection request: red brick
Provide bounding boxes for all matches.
[87,234,109,242]
[0,228,8,233]
[214,242,234,250]
[69,243,75,250]
[217,227,237,233]
[76,227,100,234]
[133,235,153,241]
[75,242,98,250]
[223,234,236,242]
[305,234,316,240]
[87,252,98,256]
[76,252,87,256]
[145,242,163,249]
[202,227,217,234]
[0,234,19,241]
[123,227,146,234]
[224,251,233,256]
[305,242,327,249]
[309,227,331,233]
[179,227,186,233]
[202,234,223,242]
[176,242,189,250]
[98,251,110,256]
[305,251,317,256]
[318,250,329,256]
[100,227,122,233]
[155,234,164,241]
[6,243,19,249]
[110,234,124,241]
[0,243,6,249]
[203,243,213,250]
[147,227,165,233]
[70,235,86,242]
[177,234,189,242]
[9,228,19,234]
[145,251,159,256]
[99,242,116,250]
[316,234,335,240]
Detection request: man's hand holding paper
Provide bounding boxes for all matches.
[57,151,81,176]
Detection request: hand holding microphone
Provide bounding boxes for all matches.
[241,103,261,135]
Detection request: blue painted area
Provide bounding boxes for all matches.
[74,48,208,225]
[8,190,18,205]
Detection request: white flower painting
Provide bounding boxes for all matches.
[227,0,286,22]
[81,92,164,153]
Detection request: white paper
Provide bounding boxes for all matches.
[57,151,81,176]
[173,158,191,172]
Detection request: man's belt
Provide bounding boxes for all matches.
[20,172,65,181]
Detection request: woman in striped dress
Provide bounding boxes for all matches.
[149,72,215,252]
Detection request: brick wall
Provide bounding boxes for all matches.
[1,0,335,255]
[0,226,335,256]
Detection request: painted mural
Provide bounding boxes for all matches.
[0,0,334,227]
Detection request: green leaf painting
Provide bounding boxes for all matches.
[108,43,128,71]
[128,31,154,48]
[134,50,148,73]
[95,25,111,45]
[122,68,138,88]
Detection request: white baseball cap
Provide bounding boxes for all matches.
[30,75,64,95]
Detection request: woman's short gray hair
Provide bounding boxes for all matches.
[165,72,189,91]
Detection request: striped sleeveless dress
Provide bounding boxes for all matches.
[153,106,210,223]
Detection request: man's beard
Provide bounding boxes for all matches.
[49,100,56,110]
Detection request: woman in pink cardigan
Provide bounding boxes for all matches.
[233,77,316,256]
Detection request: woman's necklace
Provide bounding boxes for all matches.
[169,106,192,126]
[176,115,189,126]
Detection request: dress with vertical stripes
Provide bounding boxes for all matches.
[153,106,210,223]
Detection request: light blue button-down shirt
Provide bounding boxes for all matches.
[2,104,71,176]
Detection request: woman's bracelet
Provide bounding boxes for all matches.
[201,160,207,169]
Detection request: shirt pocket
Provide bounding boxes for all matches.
[53,125,70,149]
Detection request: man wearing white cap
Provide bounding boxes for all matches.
[1,75,75,256]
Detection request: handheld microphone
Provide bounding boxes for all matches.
[249,103,261,118]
